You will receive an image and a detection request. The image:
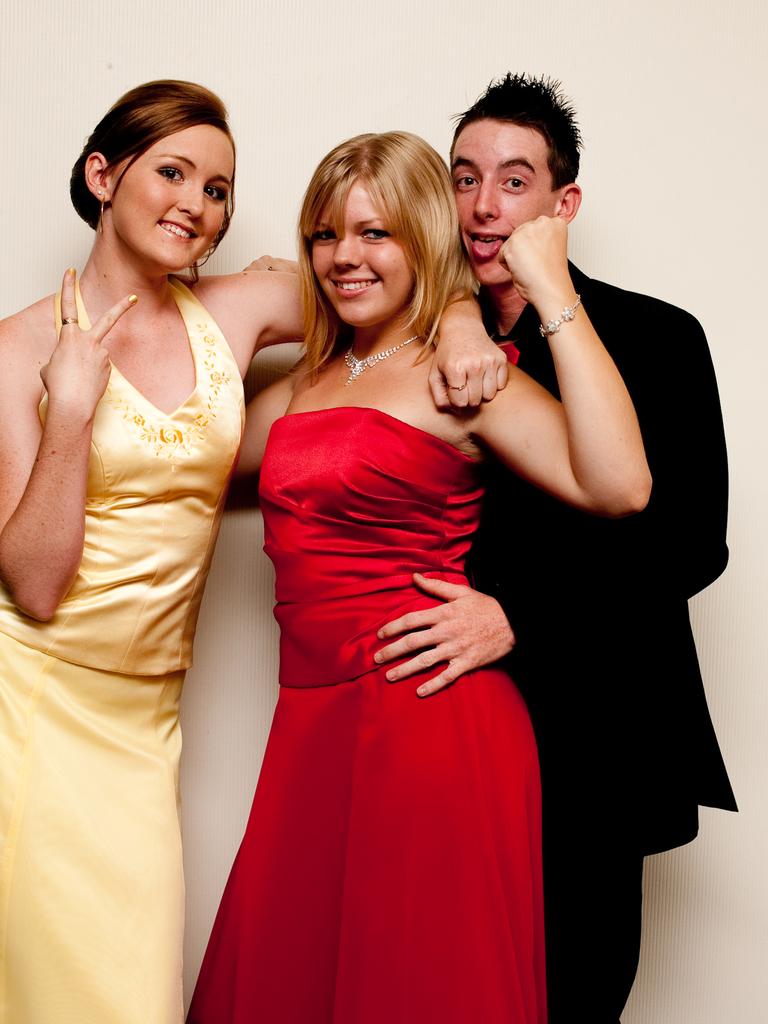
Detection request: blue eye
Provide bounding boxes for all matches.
[363,229,389,240]
[312,229,336,241]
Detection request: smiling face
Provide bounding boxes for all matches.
[311,180,414,338]
[451,118,580,289]
[99,124,235,273]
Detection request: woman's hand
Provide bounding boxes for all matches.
[430,296,508,409]
[0,270,135,619]
[242,255,299,275]
[40,269,137,421]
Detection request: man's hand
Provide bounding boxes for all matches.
[498,215,572,308]
[375,573,515,697]
[430,298,508,410]
[242,255,298,275]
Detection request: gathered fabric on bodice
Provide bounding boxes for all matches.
[259,407,484,686]
[189,394,547,1024]
[0,277,244,675]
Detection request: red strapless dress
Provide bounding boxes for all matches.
[188,407,546,1024]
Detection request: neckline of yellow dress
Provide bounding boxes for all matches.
[55,275,206,421]
[51,275,239,461]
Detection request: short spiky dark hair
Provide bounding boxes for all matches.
[451,73,582,188]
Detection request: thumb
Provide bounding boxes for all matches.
[412,572,468,601]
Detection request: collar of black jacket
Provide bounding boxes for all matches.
[480,261,591,345]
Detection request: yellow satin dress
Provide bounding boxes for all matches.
[0,278,244,1024]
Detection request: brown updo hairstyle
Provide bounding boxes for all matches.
[70,80,236,267]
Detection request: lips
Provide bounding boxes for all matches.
[468,233,506,261]
[332,279,377,295]
[159,221,196,240]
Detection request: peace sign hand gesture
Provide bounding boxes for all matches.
[40,269,137,421]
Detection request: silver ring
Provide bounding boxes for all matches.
[61,317,79,326]
[448,383,466,391]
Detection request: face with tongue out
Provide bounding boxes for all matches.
[451,119,580,291]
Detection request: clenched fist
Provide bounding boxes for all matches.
[498,215,573,310]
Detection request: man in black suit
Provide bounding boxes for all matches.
[376,74,736,1022]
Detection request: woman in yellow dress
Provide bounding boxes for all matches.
[0,81,498,1023]
[0,80,309,1024]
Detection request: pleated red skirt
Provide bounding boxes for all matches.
[187,661,546,1023]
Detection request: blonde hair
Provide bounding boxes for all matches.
[298,131,473,372]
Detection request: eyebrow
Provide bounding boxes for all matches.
[314,217,386,230]
[153,153,233,185]
[451,155,537,176]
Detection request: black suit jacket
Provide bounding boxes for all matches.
[470,264,737,855]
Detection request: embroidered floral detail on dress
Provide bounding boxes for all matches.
[106,321,233,460]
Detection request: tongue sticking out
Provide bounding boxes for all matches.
[471,236,505,260]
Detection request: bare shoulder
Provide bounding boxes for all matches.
[237,370,300,477]
[1,293,57,349]
[0,294,57,402]
[0,296,55,521]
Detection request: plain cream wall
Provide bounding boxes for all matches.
[2,1,766,1019]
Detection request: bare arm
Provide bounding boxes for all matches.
[377,218,651,695]
[470,217,651,517]
[0,271,136,620]
[235,374,296,478]
[193,270,304,377]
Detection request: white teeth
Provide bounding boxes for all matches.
[336,280,374,291]
[160,222,192,239]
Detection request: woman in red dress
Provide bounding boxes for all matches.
[187,131,651,1024]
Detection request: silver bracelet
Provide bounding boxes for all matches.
[539,294,582,337]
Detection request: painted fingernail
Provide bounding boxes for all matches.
[128,294,138,304]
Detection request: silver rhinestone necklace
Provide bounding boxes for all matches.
[343,335,420,385]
